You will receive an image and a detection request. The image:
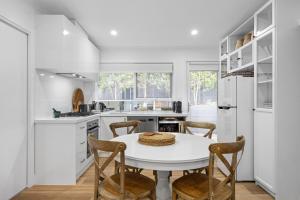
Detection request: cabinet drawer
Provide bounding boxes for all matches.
[76,139,86,153]
[76,152,86,173]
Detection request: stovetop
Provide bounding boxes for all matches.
[60,112,94,117]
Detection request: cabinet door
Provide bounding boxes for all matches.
[255,29,274,111]
[254,1,274,37]
[100,117,127,140]
[254,111,275,193]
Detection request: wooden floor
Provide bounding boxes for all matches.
[13,160,274,200]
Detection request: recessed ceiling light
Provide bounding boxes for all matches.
[191,29,199,36]
[72,73,77,77]
[110,30,118,36]
[39,73,45,77]
[49,75,55,78]
[79,75,83,79]
[62,30,70,36]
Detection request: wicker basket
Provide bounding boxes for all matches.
[138,132,176,146]
[235,38,244,49]
[243,32,253,45]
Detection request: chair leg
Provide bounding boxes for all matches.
[151,189,156,200]
[153,170,158,184]
[172,191,177,200]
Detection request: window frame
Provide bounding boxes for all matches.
[97,72,173,101]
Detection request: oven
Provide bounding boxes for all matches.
[87,119,99,158]
[158,117,186,133]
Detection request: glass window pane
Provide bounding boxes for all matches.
[97,73,134,100]
[189,70,218,124]
[136,72,172,98]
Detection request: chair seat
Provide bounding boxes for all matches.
[173,174,232,200]
[99,172,155,200]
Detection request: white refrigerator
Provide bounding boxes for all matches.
[217,76,254,181]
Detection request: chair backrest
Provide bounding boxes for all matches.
[183,121,216,139]
[207,136,245,200]
[88,136,126,200]
[109,120,142,138]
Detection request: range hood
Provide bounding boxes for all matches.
[55,73,86,79]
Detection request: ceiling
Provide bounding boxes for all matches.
[32,0,267,48]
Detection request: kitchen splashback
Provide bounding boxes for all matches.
[35,70,95,118]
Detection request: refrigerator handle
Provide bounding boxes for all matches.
[218,106,237,110]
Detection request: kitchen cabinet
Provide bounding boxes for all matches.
[34,116,100,184]
[254,111,275,195]
[254,1,274,37]
[254,28,275,195]
[255,29,274,111]
[36,15,99,80]
[100,117,127,140]
[218,0,276,196]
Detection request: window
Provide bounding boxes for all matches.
[97,72,172,100]
[98,73,134,100]
[136,72,172,98]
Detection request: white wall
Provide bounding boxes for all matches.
[100,47,218,111]
[276,0,300,199]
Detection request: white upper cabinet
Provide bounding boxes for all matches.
[36,15,99,77]
[254,1,274,37]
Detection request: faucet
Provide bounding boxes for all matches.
[119,101,125,112]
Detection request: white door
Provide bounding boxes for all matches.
[188,70,218,124]
[0,20,28,199]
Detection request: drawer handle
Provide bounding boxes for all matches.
[80,126,85,129]
[80,158,86,163]
[80,141,85,145]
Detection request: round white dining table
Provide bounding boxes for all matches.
[111,133,215,200]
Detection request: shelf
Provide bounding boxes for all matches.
[229,39,254,56]
[258,55,272,64]
[257,79,272,84]
[230,62,254,73]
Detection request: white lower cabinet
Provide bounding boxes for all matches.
[254,111,275,195]
[35,117,99,185]
[100,117,127,140]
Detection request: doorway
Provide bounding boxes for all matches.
[187,62,218,135]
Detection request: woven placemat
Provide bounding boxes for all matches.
[138,132,176,146]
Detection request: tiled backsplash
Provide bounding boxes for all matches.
[98,100,173,112]
[35,70,95,118]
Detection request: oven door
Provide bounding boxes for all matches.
[87,126,99,158]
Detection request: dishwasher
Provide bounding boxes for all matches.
[127,116,158,132]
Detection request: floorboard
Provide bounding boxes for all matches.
[13,159,274,200]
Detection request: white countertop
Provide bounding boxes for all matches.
[34,114,101,124]
[98,110,188,117]
[34,111,188,124]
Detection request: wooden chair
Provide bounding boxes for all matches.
[88,136,156,200]
[109,120,143,174]
[183,121,216,139]
[183,121,216,175]
[172,136,245,200]
[110,120,142,138]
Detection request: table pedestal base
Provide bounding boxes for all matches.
[156,171,171,200]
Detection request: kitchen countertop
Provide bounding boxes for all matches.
[97,110,189,117]
[34,113,102,124]
[34,111,188,124]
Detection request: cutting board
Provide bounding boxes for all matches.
[72,88,84,112]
